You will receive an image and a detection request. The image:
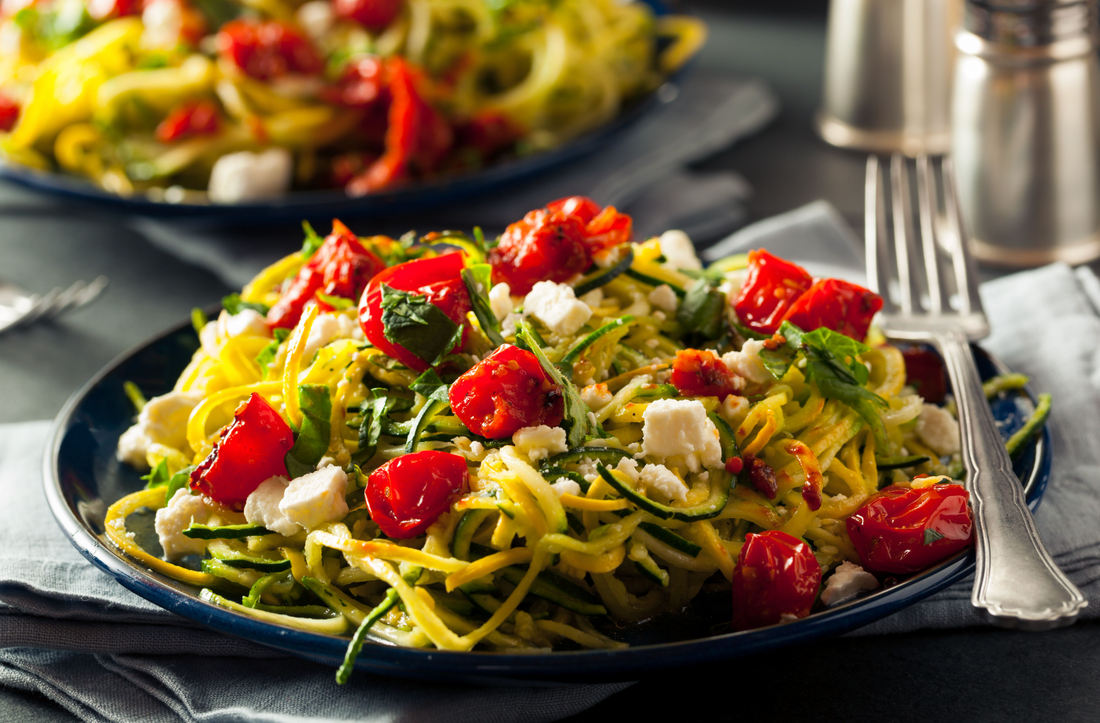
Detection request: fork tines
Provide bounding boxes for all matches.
[865,154,986,333]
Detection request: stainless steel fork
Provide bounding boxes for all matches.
[867,153,1086,630]
[0,276,108,335]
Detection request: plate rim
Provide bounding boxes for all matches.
[43,315,1051,682]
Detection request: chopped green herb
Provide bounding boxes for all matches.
[222,293,270,316]
[302,221,324,259]
[285,385,332,478]
[380,284,463,367]
[923,529,945,545]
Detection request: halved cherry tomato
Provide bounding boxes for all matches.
[781,277,883,342]
[582,205,632,256]
[189,393,294,510]
[449,344,564,438]
[217,20,322,80]
[731,530,822,631]
[902,347,947,404]
[0,93,19,133]
[734,250,814,335]
[671,348,737,399]
[155,100,220,143]
[358,253,471,371]
[846,482,973,574]
[333,0,402,31]
[547,196,602,226]
[488,209,590,296]
[87,0,139,20]
[741,452,777,499]
[366,450,468,538]
[268,220,386,329]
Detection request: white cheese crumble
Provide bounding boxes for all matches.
[244,476,299,537]
[575,458,599,483]
[154,488,209,559]
[658,230,703,271]
[580,383,613,411]
[513,425,568,462]
[523,281,592,336]
[295,0,334,40]
[820,561,880,606]
[722,339,772,385]
[718,393,750,428]
[300,312,349,360]
[915,404,961,456]
[208,149,292,203]
[116,390,202,469]
[616,456,640,482]
[451,436,487,462]
[279,466,350,532]
[551,478,582,498]
[140,0,183,49]
[639,463,688,503]
[647,284,679,313]
[488,282,514,321]
[640,399,723,473]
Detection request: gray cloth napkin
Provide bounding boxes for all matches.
[134,72,777,290]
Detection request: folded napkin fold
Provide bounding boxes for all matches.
[6,202,1100,721]
[134,72,776,290]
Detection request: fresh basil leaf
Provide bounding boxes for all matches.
[380,284,463,367]
[141,458,170,489]
[516,321,598,448]
[410,369,447,398]
[222,293,270,316]
[143,460,195,502]
[285,385,332,478]
[255,328,291,370]
[461,265,505,347]
[316,292,354,311]
[165,466,195,501]
[405,370,451,453]
[676,279,726,340]
[800,326,870,384]
[923,528,945,545]
[302,221,324,259]
[353,390,389,465]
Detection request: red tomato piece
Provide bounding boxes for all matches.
[902,347,947,404]
[488,209,590,296]
[333,0,402,31]
[155,99,220,143]
[366,450,468,538]
[582,205,632,255]
[734,250,814,335]
[846,482,973,574]
[268,220,386,329]
[449,344,564,438]
[325,56,387,108]
[86,0,139,20]
[217,20,322,80]
[731,530,822,631]
[781,278,883,342]
[189,393,294,510]
[0,93,19,133]
[671,348,738,399]
[358,253,471,371]
[456,111,520,159]
[741,452,777,499]
[546,196,602,226]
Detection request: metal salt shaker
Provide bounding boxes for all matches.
[953,0,1100,266]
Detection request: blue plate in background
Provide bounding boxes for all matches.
[43,317,1051,683]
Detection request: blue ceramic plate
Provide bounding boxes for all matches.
[0,1,696,223]
[44,319,1051,683]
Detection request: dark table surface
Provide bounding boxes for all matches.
[3,4,1099,722]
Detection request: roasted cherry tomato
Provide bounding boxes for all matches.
[189,393,294,510]
[582,205,632,256]
[86,0,139,20]
[366,450,468,538]
[488,208,590,296]
[155,99,220,143]
[449,344,564,438]
[731,530,822,631]
[0,93,19,133]
[740,452,777,499]
[348,58,453,194]
[217,20,322,80]
[846,482,973,574]
[781,277,883,342]
[333,0,402,31]
[358,253,471,371]
[455,111,520,160]
[325,56,387,108]
[734,250,814,335]
[671,348,737,399]
[546,196,602,226]
[268,220,386,329]
[902,347,947,404]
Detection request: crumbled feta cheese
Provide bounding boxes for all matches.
[551,478,582,498]
[647,284,679,313]
[501,311,526,337]
[154,489,209,558]
[718,394,750,428]
[575,458,599,483]
[117,390,202,469]
[616,456,640,482]
[452,436,487,462]
[641,399,723,472]
[593,244,628,269]
[225,308,270,338]
[523,281,592,336]
[141,0,183,49]
[915,404,961,456]
[300,312,343,360]
[316,456,338,470]
[820,561,880,606]
[279,466,349,532]
[244,476,299,537]
[639,463,688,502]
[208,149,292,203]
[658,230,702,271]
[295,0,334,40]
[644,338,660,349]
[489,283,514,321]
[580,383,613,411]
[722,339,772,385]
[513,425,568,462]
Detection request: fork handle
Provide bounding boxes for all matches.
[937,330,1087,629]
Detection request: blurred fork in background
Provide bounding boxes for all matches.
[0,276,107,335]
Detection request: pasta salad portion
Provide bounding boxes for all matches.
[110,197,1050,680]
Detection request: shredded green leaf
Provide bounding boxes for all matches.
[285,385,332,478]
[380,285,463,367]
[676,279,726,339]
[516,320,601,448]
[302,221,325,259]
[222,293,270,316]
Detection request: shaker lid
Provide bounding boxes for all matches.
[961,0,1096,58]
